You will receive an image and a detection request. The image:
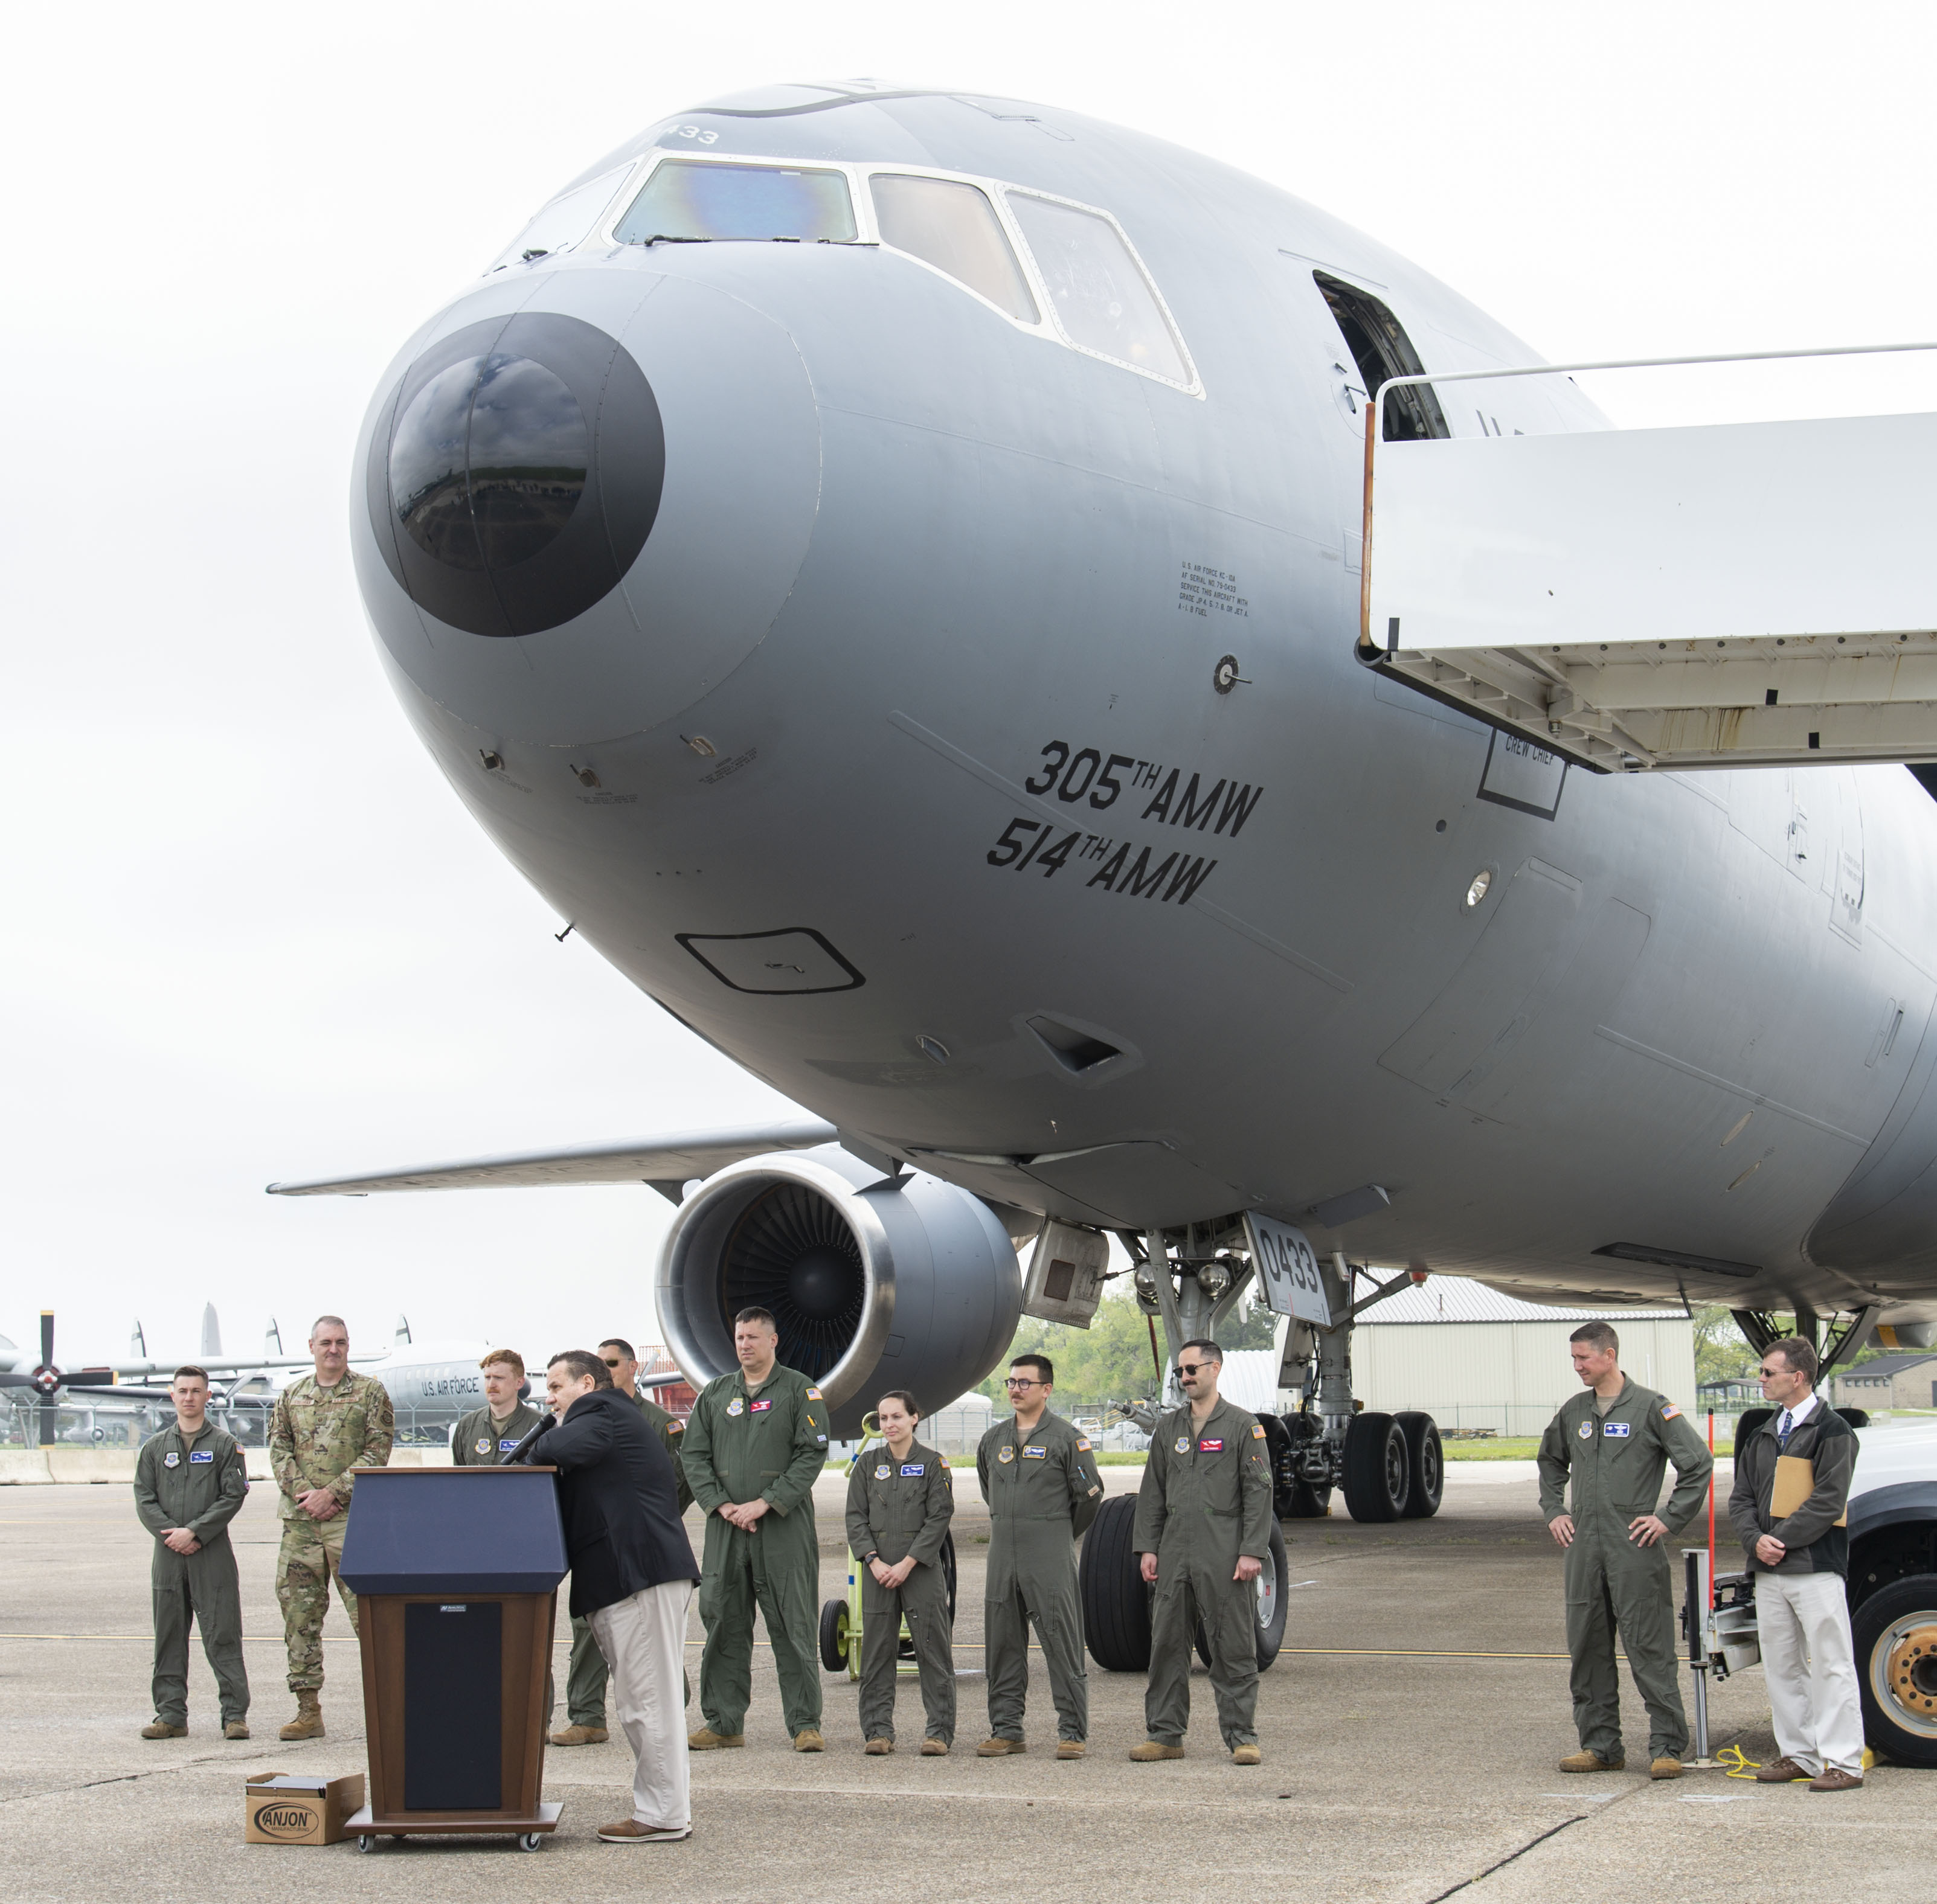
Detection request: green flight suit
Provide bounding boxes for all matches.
[846,1437,956,1745]
[450,1399,546,1466]
[566,1391,695,1725]
[133,1418,251,1726]
[268,1370,394,1691]
[977,1409,1103,1743]
[1537,1377,1713,1761]
[683,1364,829,1737]
[1133,1398,1275,1749]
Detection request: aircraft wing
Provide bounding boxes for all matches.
[265,1117,839,1198]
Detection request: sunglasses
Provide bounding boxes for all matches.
[1175,1362,1213,1379]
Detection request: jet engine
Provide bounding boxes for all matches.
[655,1146,1024,1437]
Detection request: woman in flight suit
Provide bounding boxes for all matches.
[844,1390,956,1754]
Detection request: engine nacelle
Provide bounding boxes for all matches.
[655,1146,1023,1437]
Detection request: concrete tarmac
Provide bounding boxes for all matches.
[2,1461,1925,1903]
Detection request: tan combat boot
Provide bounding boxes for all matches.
[223,1721,251,1741]
[1232,1744,1262,1765]
[1650,1756,1685,1780]
[975,1736,1025,1756]
[279,1693,324,1741]
[140,1719,187,1739]
[792,1729,825,1752]
[864,1737,893,1755]
[1558,1749,1623,1773]
[1129,1741,1186,1761]
[920,1739,949,1756]
[687,1726,745,1750]
[1056,1741,1087,1760]
[550,1723,609,1746]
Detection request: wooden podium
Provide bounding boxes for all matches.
[336,1465,567,1851]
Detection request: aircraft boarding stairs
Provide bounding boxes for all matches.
[1359,347,1937,772]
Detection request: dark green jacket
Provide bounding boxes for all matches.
[134,1420,248,1548]
[681,1363,827,1522]
[451,1400,547,1466]
[1728,1395,1855,1577]
[1133,1396,1274,1562]
[635,1390,695,1513]
[976,1409,1103,1534]
[1537,1377,1712,1534]
[846,1437,953,1568]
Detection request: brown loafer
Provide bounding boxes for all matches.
[687,1727,744,1751]
[596,1819,690,1842]
[1808,1767,1863,1791]
[550,1723,609,1746]
[1650,1757,1684,1780]
[1754,1755,1812,1783]
[976,1736,1025,1756]
[140,1720,187,1740]
[1129,1740,1185,1761]
[920,1738,949,1756]
[864,1737,893,1755]
[1558,1749,1624,1773]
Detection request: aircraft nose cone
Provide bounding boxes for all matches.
[353,272,820,745]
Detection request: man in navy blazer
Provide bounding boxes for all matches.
[516,1349,699,1843]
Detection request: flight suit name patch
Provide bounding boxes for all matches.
[1199,1437,1224,1452]
[1022,1444,1047,1459]
[901,1463,925,1476]
[190,1450,214,1463]
[1603,1422,1631,1438]
[498,1438,518,1452]
[164,1452,180,1467]
[750,1399,774,1413]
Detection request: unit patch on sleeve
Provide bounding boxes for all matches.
[1252,1423,1267,1438]
[1603,1421,1632,1438]
[1661,1403,1683,1420]
[806,1387,824,1400]
[1076,1438,1092,1452]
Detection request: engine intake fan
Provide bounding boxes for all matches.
[657,1146,1022,1437]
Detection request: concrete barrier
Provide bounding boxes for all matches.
[1,1447,437,1483]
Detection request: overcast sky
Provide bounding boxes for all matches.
[5,1,1933,1376]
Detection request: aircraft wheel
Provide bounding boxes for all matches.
[818,1598,850,1673]
[1852,1573,1937,1766]
[1341,1412,1410,1522]
[1733,1407,1773,1455]
[1836,1406,1871,1429]
[1263,1414,1331,1519]
[1396,1412,1444,1518]
[1080,1494,1151,1672]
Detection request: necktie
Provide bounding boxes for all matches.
[1777,1409,1792,1443]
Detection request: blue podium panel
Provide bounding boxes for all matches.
[338,1467,567,1595]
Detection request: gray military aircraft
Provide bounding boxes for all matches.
[271,85,1937,1638]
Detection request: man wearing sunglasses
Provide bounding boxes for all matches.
[553,1337,696,1748]
[1727,1336,1864,1790]
[1130,1339,1274,1765]
[975,1354,1105,1757]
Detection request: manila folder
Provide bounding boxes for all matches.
[1770,1454,1847,1527]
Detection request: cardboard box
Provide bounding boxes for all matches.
[244,1772,365,1845]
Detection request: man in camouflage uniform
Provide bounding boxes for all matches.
[132,1365,251,1739]
[268,1314,393,1739]
[552,1337,695,1746]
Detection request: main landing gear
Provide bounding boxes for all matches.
[1080,1225,1440,1673]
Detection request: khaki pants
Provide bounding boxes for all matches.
[1757,1570,1865,1777]
[589,1582,695,1830]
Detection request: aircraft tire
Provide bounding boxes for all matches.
[1396,1411,1444,1518]
[1733,1407,1773,1454]
[1850,1572,1937,1766]
[1836,1406,1871,1429]
[818,1598,850,1674]
[1080,1493,1152,1672]
[1267,1413,1332,1518]
[1341,1412,1410,1522]
[1193,1516,1291,1670]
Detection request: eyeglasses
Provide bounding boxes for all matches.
[1174,1362,1213,1379]
[600,1357,625,1368]
[1004,1377,1041,1390]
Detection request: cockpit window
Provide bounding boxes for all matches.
[1004,192,1189,385]
[870,175,1038,323]
[613,159,857,245]
[488,164,634,271]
